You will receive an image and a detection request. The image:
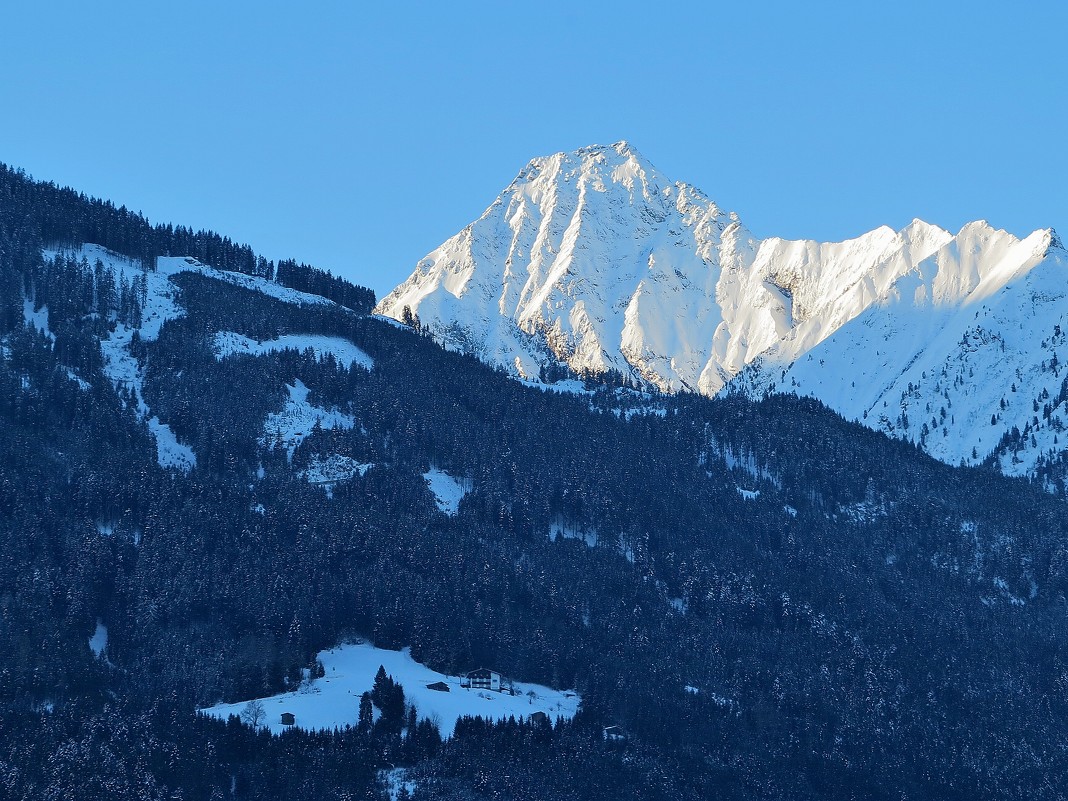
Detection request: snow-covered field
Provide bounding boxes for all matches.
[199,641,580,738]
[213,331,373,370]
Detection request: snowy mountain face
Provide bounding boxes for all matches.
[378,142,1067,484]
[378,142,950,394]
[736,225,1068,480]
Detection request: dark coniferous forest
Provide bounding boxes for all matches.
[0,162,1066,799]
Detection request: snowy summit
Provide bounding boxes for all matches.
[378,142,1068,481]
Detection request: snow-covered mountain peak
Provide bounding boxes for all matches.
[379,143,1010,393]
[378,142,742,386]
[505,140,709,216]
[379,144,1068,484]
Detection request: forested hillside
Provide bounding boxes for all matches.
[1,164,1066,800]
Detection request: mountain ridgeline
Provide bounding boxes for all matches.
[1,160,1066,799]
[377,141,1068,490]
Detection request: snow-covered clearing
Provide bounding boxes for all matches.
[262,380,355,458]
[549,519,598,547]
[43,245,183,342]
[98,320,198,472]
[199,641,580,738]
[380,768,417,801]
[148,416,197,471]
[155,255,337,308]
[88,620,108,657]
[301,455,373,495]
[65,369,90,391]
[423,468,469,515]
[213,331,373,370]
[22,297,53,340]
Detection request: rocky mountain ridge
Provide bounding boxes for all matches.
[378,142,1067,482]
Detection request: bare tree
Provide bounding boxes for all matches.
[240,699,266,728]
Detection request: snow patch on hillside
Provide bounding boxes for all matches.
[37,245,370,473]
[22,297,53,340]
[45,245,183,341]
[156,256,335,308]
[148,416,197,471]
[99,321,197,472]
[88,620,108,657]
[47,245,196,469]
[198,641,580,738]
[213,331,373,370]
[381,768,417,801]
[549,520,598,547]
[262,380,355,458]
[423,468,469,515]
[301,455,372,496]
[65,369,91,391]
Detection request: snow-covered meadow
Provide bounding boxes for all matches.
[199,641,580,738]
[213,331,373,370]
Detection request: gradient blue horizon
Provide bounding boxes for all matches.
[1,1,1065,299]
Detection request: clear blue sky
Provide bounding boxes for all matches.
[2,1,1065,299]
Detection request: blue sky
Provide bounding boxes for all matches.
[1,1,1066,298]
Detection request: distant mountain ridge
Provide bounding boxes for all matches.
[378,142,1068,484]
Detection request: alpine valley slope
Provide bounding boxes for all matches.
[377,142,1068,484]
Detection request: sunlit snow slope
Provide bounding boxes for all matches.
[377,142,959,394]
[736,225,1068,479]
[378,142,1067,483]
